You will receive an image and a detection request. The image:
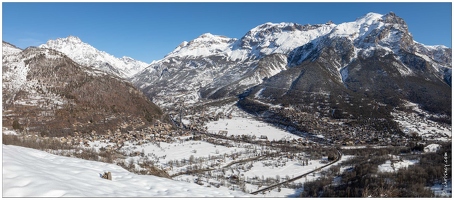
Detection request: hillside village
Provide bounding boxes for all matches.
[4,91,450,172]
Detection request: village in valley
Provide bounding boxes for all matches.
[4,93,450,197]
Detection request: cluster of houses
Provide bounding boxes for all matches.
[392,110,452,141]
[40,93,449,156]
[46,120,195,151]
[263,103,413,146]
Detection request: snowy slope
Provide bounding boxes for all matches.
[2,41,22,55]
[2,145,248,197]
[254,12,451,99]
[132,21,337,104]
[2,41,167,137]
[234,22,335,59]
[166,33,235,59]
[2,43,70,107]
[2,42,27,97]
[288,12,451,82]
[165,22,335,61]
[39,36,149,78]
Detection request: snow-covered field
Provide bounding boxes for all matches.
[87,138,254,176]
[125,140,252,176]
[241,159,326,180]
[378,155,419,173]
[247,154,354,197]
[206,117,304,141]
[136,140,245,163]
[2,145,248,197]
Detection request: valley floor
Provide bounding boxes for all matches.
[2,104,451,197]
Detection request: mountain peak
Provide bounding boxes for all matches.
[67,35,81,40]
[326,11,412,47]
[59,35,83,43]
[39,36,149,78]
[165,33,235,59]
[249,22,301,34]
[382,11,407,26]
[198,33,216,38]
[354,12,383,25]
[41,36,86,49]
[192,33,232,42]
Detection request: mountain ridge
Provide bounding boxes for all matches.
[4,11,450,140]
[131,12,450,105]
[2,41,167,137]
[39,36,149,78]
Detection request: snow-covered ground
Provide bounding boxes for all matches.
[391,101,451,141]
[206,117,304,141]
[424,143,441,153]
[378,155,419,173]
[132,140,245,163]
[2,145,248,197]
[241,159,326,180]
[247,154,354,197]
[86,138,253,177]
[133,140,251,174]
[2,128,18,135]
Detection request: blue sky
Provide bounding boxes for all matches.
[2,2,452,63]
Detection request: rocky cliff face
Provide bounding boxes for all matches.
[131,22,336,106]
[131,13,452,123]
[238,12,451,135]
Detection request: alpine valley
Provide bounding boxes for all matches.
[3,12,452,197]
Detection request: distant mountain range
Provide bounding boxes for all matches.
[39,36,149,78]
[3,12,451,138]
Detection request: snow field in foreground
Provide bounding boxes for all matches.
[2,145,248,197]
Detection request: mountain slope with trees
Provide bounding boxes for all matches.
[3,42,167,137]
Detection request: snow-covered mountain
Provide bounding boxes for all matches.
[166,22,335,61]
[260,12,451,98]
[5,11,449,139]
[287,12,451,77]
[239,12,451,135]
[130,12,451,138]
[132,12,450,111]
[131,21,336,105]
[2,41,166,136]
[39,36,149,78]
[2,144,248,197]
